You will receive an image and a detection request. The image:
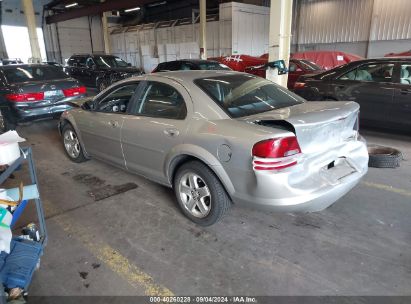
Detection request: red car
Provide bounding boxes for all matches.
[214,55,323,90]
[286,59,323,89]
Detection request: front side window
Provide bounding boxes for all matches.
[134,82,187,119]
[339,63,394,82]
[96,83,140,113]
[399,64,411,85]
[288,62,298,72]
[3,66,69,83]
[195,74,305,118]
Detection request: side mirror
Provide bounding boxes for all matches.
[266,60,288,75]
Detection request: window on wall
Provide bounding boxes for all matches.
[1,25,46,63]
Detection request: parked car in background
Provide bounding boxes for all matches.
[59,71,368,226]
[0,64,86,131]
[289,51,363,70]
[214,55,323,89]
[65,54,143,92]
[1,58,23,66]
[43,61,63,69]
[293,57,411,132]
[385,50,411,57]
[287,59,324,89]
[152,59,231,72]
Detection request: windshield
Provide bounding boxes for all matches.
[94,56,129,68]
[298,60,322,71]
[195,74,305,118]
[198,62,231,70]
[3,66,70,83]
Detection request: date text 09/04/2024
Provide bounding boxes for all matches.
[149,296,257,303]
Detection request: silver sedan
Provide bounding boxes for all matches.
[59,71,368,226]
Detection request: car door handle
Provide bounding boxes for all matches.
[108,120,119,128]
[163,128,179,137]
[400,89,411,94]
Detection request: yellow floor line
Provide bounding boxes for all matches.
[43,202,174,296]
[362,181,411,198]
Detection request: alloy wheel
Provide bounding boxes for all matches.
[63,129,81,158]
[178,172,211,218]
[99,82,107,92]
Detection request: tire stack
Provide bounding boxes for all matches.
[368,146,403,168]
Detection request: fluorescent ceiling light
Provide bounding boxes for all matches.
[124,7,141,12]
[65,2,78,8]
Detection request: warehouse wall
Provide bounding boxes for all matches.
[43,16,105,64]
[1,0,44,27]
[293,0,411,58]
[110,2,270,72]
[1,0,47,60]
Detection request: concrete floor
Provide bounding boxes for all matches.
[4,120,411,296]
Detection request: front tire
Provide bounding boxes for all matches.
[0,107,17,132]
[174,161,231,226]
[98,80,109,92]
[62,124,87,163]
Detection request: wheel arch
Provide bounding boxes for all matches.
[59,117,91,159]
[166,146,236,198]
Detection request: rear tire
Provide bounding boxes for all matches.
[62,124,87,163]
[173,161,231,226]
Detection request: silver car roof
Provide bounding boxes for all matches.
[149,70,255,83]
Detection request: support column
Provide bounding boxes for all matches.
[22,0,42,63]
[266,0,293,87]
[199,0,207,59]
[102,12,111,55]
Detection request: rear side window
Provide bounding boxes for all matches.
[195,74,304,118]
[133,81,187,119]
[3,66,70,83]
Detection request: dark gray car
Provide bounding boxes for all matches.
[0,64,86,131]
[65,54,143,92]
[293,57,411,132]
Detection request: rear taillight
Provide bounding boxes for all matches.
[252,136,302,171]
[5,92,44,102]
[293,82,306,89]
[63,86,86,97]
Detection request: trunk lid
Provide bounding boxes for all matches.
[12,78,81,103]
[239,101,359,154]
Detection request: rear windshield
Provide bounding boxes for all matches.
[3,66,69,83]
[94,56,128,68]
[198,62,230,70]
[298,60,322,71]
[195,74,305,118]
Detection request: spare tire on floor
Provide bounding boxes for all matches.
[368,145,402,168]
